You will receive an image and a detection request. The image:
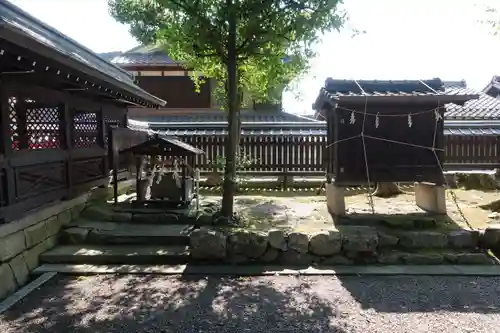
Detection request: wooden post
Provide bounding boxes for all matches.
[284,136,290,189]
[181,157,187,204]
[61,102,73,197]
[17,98,27,150]
[108,126,119,205]
[0,82,16,207]
[135,156,141,202]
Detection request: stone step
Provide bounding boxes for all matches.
[62,220,194,245]
[32,264,500,276]
[40,245,190,265]
[81,204,196,224]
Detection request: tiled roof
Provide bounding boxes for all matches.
[445,90,500,119]
[443,80,467,89]
[108,45,177,67]
[482,76,500,98]
[130,108,322,124]
[444,128,500,135]
[324,78,445,97]
[146,128,328,136]
[314,78,478,107]
[128,121,500,137]
[99,51,123,61]
[0,0,165,107]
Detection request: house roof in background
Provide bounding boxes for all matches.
[0,0,165,107]
[106,45,178,67]
[482,75,500,97]
[128,108,322,124]
[99,51,123,61]
[444,79,500,120]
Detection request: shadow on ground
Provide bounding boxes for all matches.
[337,275,500,314]
[0,274,349,333]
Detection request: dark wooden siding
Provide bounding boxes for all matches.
[331,103,445,185]
[136,76,211,108]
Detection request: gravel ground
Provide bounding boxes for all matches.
[1,274,500,333]
[230,189,498,231]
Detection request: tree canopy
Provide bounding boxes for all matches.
[109,0,347,217]
[109,0,345,106]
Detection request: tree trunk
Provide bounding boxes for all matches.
[372,182,404,198]
[220,5,239,218]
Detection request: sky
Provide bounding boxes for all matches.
[8,0,500,115]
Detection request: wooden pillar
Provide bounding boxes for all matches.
[181,158,187,203]
[135,156,142,202]
[61,102,73,198]
[17,98,28,150]
[326,105,335,183]
[0,82,15,208]
[97,108,107,178]
[496,135,500,168]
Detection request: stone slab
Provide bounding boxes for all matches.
[40,245,191,265]
[0,272,57,314]
[8,254,29,286]
[32,264,500,276]
[68,220,193,245]
[0,264,17,300]
[23,236,58,271]
[0,232,26,262]
[24,221,49,248]
[0,192,90,239]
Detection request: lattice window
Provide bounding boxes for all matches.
[25,102,61,150]
[8,97,61,151]
[8,97,19,151]
[72,111,98,148]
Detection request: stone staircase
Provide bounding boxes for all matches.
[39,203,196,267]
[34,201,500,273]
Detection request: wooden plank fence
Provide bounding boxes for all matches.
[177,134,500,176]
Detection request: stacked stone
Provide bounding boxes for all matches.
[189,227,496,266]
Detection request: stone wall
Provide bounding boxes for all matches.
[190,227,497,266]
[0,188,110,301]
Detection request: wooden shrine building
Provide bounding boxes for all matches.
[313,78,478,216]
[0,0,165,222]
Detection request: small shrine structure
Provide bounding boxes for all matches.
[313,78,478,216]
[120,134,203,208]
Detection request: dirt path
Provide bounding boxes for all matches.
[1,274,500,333]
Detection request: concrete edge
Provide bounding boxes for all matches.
[33,264,500,277]
[0,272,57,314]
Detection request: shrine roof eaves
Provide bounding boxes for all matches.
[0,0,166,107]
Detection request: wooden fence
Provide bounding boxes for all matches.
[179,134,500,176]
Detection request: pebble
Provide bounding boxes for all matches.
[2,275,500,333]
